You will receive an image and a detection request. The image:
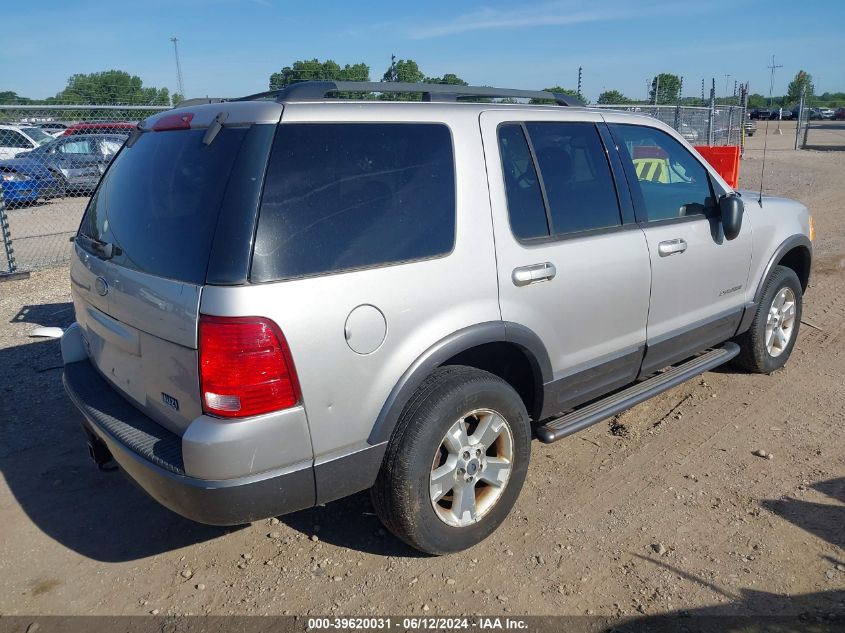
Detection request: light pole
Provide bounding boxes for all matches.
[171,37,185,98]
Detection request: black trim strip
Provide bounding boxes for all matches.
[537,343,740,443]
[639,307,743,377]
[540,346,645,419]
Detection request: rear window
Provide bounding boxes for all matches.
[79,127,249,284]
[251,123,455,282]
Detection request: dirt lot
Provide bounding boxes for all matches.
[0,122,842,623]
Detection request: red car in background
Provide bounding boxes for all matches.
[834,108,845,121]
[62,122,136,136]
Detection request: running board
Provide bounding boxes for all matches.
[536,343,740,444]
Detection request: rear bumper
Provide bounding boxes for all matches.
[63,359,316,525]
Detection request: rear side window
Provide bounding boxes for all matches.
[525,122,622,235]
[79,127,249,284]
[251,123,455,282]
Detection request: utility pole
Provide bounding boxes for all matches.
[171,37,185,98]
[701,78,705,105]
[653,75,660,105]
[767,54,782,108]
[723,73,731,98]
[577,66,583,102]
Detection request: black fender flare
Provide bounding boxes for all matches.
[737,234,812,335]
[367,321,552,445]
[753,234,812,305]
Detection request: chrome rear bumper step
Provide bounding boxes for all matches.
[536,343,740,444]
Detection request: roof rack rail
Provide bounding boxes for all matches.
[235,81,583,107]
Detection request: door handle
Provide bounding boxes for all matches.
[657,238,687,257]
[512,262,557,287]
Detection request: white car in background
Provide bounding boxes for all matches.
[0,124,54,159]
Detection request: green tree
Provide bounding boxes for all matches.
[0,91,31,104]
[746,93,767,109]
[426,72,467,86]
[269,59,370,89]
[172,92,185,106]
[382,59,425,83]
[597,89,630,105]
[649,73,681,105]
[53,70,170,105]
[785,70,814,105]
[380,58,427,101]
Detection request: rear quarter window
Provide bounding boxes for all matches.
[251,122,456,282]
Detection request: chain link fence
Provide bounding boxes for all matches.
[0,105,169,275]
[1,100,749,276]
[590,104,746,148]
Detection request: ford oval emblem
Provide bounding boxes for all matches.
[95,277,109,296]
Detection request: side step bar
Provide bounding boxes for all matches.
[536,343,740,444]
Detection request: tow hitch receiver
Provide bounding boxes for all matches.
[83,427,117,471]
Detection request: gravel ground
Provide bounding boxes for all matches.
[0,124,842,623]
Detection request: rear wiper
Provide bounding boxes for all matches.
[75,234,122,260]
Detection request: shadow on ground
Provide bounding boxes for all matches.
[0,306,234,562]
[761,477,845,550]
[1,304,415,562]
[281,492,424,558]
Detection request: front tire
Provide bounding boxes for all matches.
[734,265,802,373]
[371,366,531,555]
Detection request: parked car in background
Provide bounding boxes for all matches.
[38,122,70,136]
[750,108,771,120]
[62,122,136,136]
[818,108,835,120]
[0,124,55,159]
[678,122,699,142]
[1,168,43,207]
[0,133,127,197]
[744,115,756,136]
[778,107,798,120]
[835,108,845,121]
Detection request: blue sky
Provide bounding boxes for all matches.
[4,0,844,101]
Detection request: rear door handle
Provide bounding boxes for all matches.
[512,262,557,286]
[658,238,687,257]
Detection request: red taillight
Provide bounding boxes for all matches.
[153,112,193,131]
[199,315,301,418]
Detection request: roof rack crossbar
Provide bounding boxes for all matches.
[235,81,582,107]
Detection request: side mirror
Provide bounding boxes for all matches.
[719,194,744,240]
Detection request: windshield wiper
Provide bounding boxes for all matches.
[75,234,122,260]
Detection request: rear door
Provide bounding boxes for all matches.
[72,115,278,434]
[480,110,651,416]
[606,122,752,375]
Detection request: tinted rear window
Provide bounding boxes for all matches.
[251,123,455,282]
[79,127,249,284]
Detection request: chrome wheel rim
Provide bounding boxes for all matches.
[429,408,514,528]
[766,287,797,357]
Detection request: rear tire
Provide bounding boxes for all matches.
[371,366,531,555]
[734,265,802,373]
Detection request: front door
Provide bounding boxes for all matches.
[607,122,753,375]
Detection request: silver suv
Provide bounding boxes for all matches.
[62,82,813,554]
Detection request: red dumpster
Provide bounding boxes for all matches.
[694,145,740,189]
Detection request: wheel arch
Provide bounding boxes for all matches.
[367,322,551,446]
[754,235,812,305]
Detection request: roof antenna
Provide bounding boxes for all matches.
[758,115,769,207]
[759,55,782,207]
